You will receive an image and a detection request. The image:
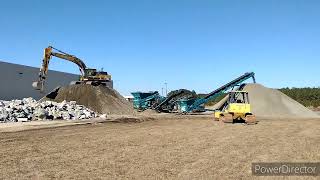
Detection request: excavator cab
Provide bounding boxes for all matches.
[84,68,97,76]
[82,68,111,81]
[214,91,256,124]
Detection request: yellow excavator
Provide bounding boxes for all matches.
[214,90,257,125]
[32,46,113,92]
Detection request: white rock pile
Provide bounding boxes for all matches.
[0,98,99,123]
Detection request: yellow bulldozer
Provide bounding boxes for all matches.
[214,90,257,124]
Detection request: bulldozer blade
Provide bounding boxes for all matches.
[220,114,233,123]
[245,115,257,125]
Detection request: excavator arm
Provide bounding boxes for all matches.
[32,46,87,92]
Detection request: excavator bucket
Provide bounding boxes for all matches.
[32,81,43,91]
[245,115,257,125]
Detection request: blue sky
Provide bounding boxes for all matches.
[0,0,319,95]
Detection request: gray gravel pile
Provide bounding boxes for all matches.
[213,83,319,119]
[0,98,99,123]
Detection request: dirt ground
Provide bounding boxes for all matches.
[0,115,319,179]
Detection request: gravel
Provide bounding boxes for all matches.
[213,83,319,118]
[42,85,135,115]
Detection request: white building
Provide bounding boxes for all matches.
[0,61,78,100]
[124,95,134,102]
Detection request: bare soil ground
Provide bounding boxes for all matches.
[0,115,319,179]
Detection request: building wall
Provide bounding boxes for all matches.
[0,61,78,100]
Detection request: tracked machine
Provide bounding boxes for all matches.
[131,89,197,112]
[214,90,257,124]
[131,91,164,111]
[32,46,113,92]
[178,72,256,112]
[153,89,197,112]
[177,72,257,124]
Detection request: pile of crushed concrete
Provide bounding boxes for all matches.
[0,98,98,123]
[213,83,319,119]
[42,84,135,115]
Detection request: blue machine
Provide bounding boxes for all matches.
[131,91,164,111]
[131,89,197,112]
[178,72,256,113]
[153,89,197,112]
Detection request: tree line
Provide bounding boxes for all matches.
[279,87,320,107]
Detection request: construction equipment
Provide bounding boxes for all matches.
[32,46,113,92]
[214,90,256,124]
[131,89,197,112]
[178,72,256,113]
[153,89,197,112]
[131,91,164,111]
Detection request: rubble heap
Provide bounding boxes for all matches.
[0,98,98,123]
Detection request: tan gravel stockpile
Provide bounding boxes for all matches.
[214,83,319,118]
[43,85,135,115]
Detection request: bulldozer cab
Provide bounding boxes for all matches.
[214,90,256,124]
[225,91,252,118]
[228,91,250,104]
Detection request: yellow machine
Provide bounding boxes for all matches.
[214,91,256,124]
[32,46,113,92]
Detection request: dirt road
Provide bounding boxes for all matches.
[0,115,319,179]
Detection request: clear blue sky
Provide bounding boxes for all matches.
[0,0,319,95]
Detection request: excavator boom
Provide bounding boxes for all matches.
[32,46,88,92]
[32,46,112,92]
